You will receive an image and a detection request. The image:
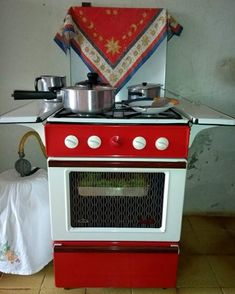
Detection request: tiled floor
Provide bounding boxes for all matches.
[1,216,235,294]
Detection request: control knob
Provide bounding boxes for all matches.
[155,137,169,150]
[87,135,101,149]
[64,135,79,149]
[132,136,146,150]
[110,135,121,147]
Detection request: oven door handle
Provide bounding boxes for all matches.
[48,160,187,169]
[54,245,179,254]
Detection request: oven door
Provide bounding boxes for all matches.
[48,158,187,242]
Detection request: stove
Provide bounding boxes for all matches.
[42,99,235,288]
[1,4,234,285]
[1,98,235,289]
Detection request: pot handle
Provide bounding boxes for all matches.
[128,91,143,96]
[12,90,57,100]
[34,77,42,91]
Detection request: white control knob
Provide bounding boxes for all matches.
[64,135,79,149]
[155,137,169,150]
[132,136,146,150]
[87,135,101,149]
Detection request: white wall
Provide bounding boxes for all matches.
[0,0,235,215]
[164,0,235,215]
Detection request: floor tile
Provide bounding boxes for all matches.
[181,217,193,232]
[132,289,176,293]
[193,229,235,254]
[41,262,54,289]
[177,255,218,287]
[40,288,85,293]
[0,291,38,294]
[222,289,235,294]
[0,270,45,289]
[223,217,235,229]
[177,288,223,293]
[223,217,235,238]
[180,229,201,254]
[188,216,226,231]
[86,289,131,294]
[208,255,235,287]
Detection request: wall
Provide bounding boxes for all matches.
[0,0,235,215]
[165,0,235,214]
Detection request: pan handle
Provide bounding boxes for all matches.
[12,90,57,100]
[34,77,41,91]
[128,91,143,96]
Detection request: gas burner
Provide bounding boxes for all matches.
[130,109,182,120]
[54,109,107,118]
[105,107,182,119]
[53,103,182,120]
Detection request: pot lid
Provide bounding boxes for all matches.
[75,72,111,90]
[127,82,162,91]
[65,85,115,92]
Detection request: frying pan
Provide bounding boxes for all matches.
[127,97,179,114]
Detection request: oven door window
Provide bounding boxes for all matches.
[69,171,165,228]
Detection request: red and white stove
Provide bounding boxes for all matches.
[44,99,234,288]
[1,99,235,288]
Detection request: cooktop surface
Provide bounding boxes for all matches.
[47,102,189,125]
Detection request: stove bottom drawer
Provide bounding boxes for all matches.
[53,242,179,288]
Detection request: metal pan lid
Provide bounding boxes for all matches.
[127,82,162,91]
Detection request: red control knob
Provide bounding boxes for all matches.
[110,136,121,147]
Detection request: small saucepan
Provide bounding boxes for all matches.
[12,73,116,114]
[34,75,66,92]
[127,82,161,100]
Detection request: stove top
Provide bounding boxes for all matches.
[1,99,234,126]
[47,102,189,125]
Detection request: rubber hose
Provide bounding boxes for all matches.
[18,131,46,158]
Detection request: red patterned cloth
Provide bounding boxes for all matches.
[55,7,182,92]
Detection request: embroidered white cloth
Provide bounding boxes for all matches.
[0,169,52,275]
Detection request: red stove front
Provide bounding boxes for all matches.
[45,122,190,288]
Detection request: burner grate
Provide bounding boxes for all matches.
[53,102,182,120]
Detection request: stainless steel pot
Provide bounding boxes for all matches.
[64,72,116,113]
[63,85,115,113]
[127,82,161,100]
[34,75,66,92]
[13,73,116,114]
